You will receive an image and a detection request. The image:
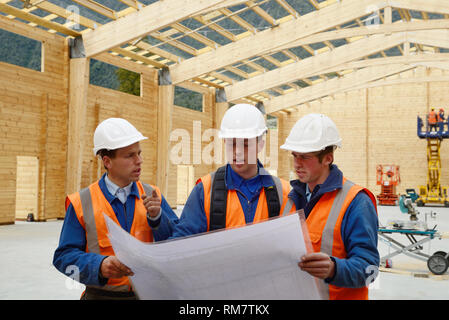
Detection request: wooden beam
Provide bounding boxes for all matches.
[408,30,449,50]
[269,19,449,54]
[0,2,81,37]
[111,47,166,68]
[196,0,251,16]
[265,64,414,114]
[343,74,449,92]
[66,57,89,195]
[406,61,449,72]
[83,0,247,57]
[94,51,156,75]
[71,0,117,20]
[225,32,408,102]
[392,0,449,16]
[313,53,449,78]
[169,0,383,84]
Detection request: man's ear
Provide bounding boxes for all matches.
[322,152,334,166]
[102,156,112,170]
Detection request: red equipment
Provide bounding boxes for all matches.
[376,165,401,206]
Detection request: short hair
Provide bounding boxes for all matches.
[96,149,117,170]
[316,145,335,166]
[97,149,117,159]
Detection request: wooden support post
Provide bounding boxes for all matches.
[365,88,369,188]
[66,57,89,196]
[92,102,102,182]
[38,93,48,221]
[426,67,431,111]
[385,6,392,35]
[255,102,267,166]
[157,68,173,196]
[214,88,228,168]
[404,41,410,56]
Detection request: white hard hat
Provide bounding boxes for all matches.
[93,118,148,155]
[218,104,267,139]
[280,113,342,153]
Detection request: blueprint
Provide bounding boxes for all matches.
[104,212,322,300]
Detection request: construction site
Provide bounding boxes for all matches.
[1,0,449,300]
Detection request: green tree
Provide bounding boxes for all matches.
[116,68,141,96]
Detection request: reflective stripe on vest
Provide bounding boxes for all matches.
[282,198,295,217]
[316,179,354,300]
[306,178,377,300]
[70,180,157,292]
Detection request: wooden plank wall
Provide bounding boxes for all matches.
[169,85,215,206]
[0,14,220,219]
[0,16,68,222]
[0,156,16,225]
[81,70,159,191]
[277,67,449,199]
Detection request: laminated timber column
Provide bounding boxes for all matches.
[38,93,49,221]
[66,37,89,196]
[255,102,269,167]
[157,68,173,196]
[214,88,228,169]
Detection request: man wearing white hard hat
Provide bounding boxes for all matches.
[166,104,295,237]
[281,113,379,300]
[53,118,178,300]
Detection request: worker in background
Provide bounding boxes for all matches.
[437,108,445,132]
[159,104,295,237]
[428,107,438,132]
[53,118,178,300]
[280,113,379,300]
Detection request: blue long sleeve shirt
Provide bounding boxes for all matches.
[288,165,379,288]
[52,174,178,286]
[170,163,276,238]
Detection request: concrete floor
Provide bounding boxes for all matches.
[1,204,448,300]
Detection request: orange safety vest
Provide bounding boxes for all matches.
[428,111,437,124]
[437,112,444,122]
[306,178,377,300]
[200,172,295,230]
[66,180,160,292]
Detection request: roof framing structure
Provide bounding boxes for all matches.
[1,0,449,114]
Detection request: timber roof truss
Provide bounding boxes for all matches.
[1,0,449,115]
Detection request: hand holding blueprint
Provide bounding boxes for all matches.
[104,212,321,300]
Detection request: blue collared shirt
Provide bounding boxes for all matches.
[170,162,275,238]
[305,184,312,202]
[53,174,178,286]
[104,174,132,204]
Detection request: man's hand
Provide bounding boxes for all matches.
[100,256,134,279]
[298,252,335,279]
[142,189,161,219]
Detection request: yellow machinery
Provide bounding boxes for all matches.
[416,115,449,207]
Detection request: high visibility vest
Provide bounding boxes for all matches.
[199,171,295,231]
[305,178,377,300]
[66,180,159,292]
[437,112,444,122]
[428,111,437,124]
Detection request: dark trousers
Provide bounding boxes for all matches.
[81,287,137,300]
